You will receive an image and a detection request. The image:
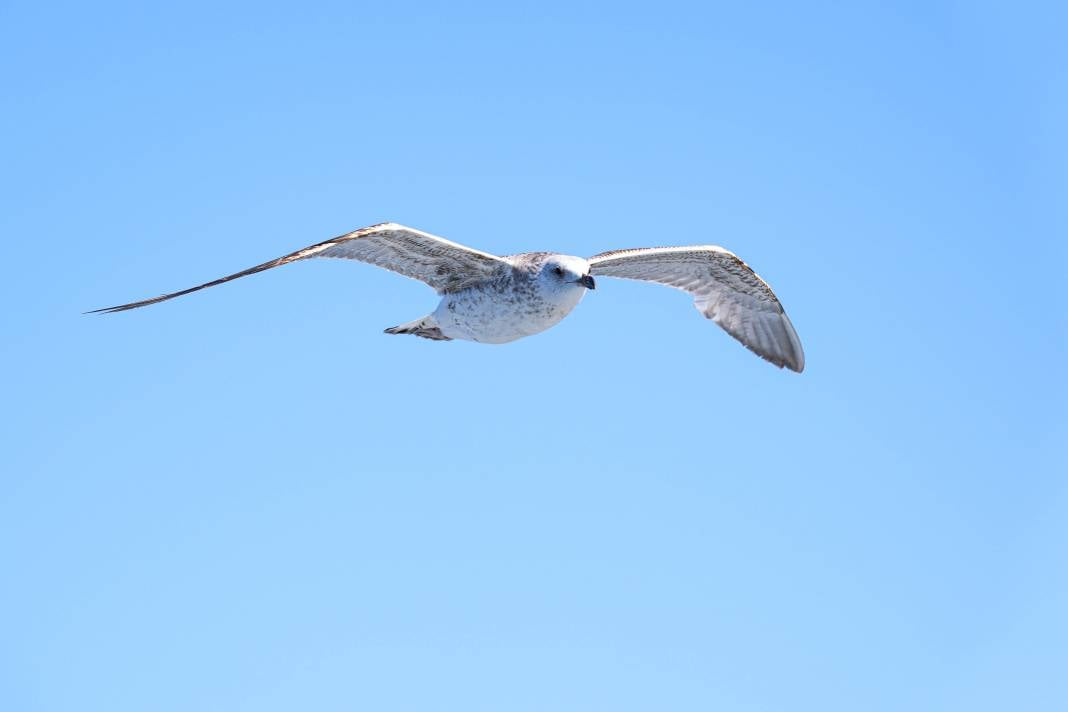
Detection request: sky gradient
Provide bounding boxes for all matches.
[2,2,1065,710]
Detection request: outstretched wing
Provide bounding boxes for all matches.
[589,246,804,372]
[88,222,507,313]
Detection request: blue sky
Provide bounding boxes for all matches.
[2,2,1065,710]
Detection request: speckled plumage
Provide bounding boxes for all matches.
[430,252,590,343]
[89,222,805,372]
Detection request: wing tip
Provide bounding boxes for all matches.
[84,305,127,315]
[780,312,805,373]
[707,305,805,373]
[758,314,804,373]
[754,346,804,373]
[83,295,174,314]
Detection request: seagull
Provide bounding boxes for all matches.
[89,222,805,372]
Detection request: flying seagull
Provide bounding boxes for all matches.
[89,222,804,372]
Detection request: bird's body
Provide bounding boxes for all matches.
[90,223,805,371]
[424,253,591,343]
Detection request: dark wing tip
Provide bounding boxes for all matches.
[85,305,131,315]
[85,304,131,315]
[84,294,180,314]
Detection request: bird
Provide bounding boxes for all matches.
[89,222,805,372]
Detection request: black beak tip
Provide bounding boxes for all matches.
[580,274,596,290]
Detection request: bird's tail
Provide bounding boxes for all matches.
[384,315,452,341]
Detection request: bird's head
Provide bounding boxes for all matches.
[537,255,595,292]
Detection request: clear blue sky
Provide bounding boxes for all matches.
[2,2,1065,710]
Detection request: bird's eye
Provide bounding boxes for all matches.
[553,266,564,276]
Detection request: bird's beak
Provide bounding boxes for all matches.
[578,274,596,290]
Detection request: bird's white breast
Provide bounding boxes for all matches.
[433,281,586,344]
